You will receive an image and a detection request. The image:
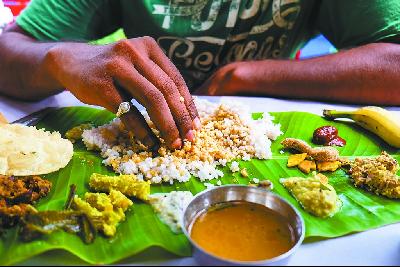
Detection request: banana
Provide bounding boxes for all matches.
[323,106,400,148]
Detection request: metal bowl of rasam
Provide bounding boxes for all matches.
[182,185,305,266]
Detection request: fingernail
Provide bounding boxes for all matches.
[171,138,182,149]
[193,117,201,130]
[185,130,196,142]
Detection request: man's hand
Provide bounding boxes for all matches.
[45,37,201,150]
[195,62,243,96]
[196,43,400,106]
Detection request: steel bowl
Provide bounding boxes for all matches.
[182,185,305,266]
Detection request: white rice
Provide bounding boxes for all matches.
[81,98,282,184]
[230,161,240,172]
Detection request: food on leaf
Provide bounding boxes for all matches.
[281,138,339,162]
[297,160,316,174]
[2,105,400,265]
[89,173,150,201]
[65,123,93,143]
[0,124,73,176]
[0,201,35,228]
[148,191,194,233]
[309,147,340,162]
[0,175,51,203]
[317,161,342,172]
[283,138,341,174]
[230,161,240,172]
[72,190,133,237]
[323,106,400,149]
[252,179,274,190]
[287,153,308,167]
[81,99,282,184]
[11,184,95,244]
[280,174,341,218]
[20,210,96,244]
[312,126,346,147]
[240,168,249,177]
[346,152,400,199]
[0,175,51,227]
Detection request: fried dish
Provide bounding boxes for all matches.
[0,175,52,227]
[346,152,400,199]
[283,138,341,174]
[281,138,339,162]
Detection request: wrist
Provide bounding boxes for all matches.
[42,43,67,88]
[217,62,248,95]
[43,42,89,89]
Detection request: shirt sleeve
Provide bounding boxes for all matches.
[316,0,400,49]
[16,0,122,41]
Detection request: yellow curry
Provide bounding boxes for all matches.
[190,201,295,262]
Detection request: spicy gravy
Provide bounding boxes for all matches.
[190,201,295,262]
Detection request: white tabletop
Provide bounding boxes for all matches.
[1,91,400,266]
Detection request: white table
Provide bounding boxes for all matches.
[1,92,400,266]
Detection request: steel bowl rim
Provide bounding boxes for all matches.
[182,185,305,265]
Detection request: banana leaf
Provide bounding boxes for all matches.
[0,107,399,265]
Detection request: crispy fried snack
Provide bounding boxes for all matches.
[317,161,342,172]
[287,153,308,167]
[298,160,317,174]
[281,138,339,162]
[348,152,400,199]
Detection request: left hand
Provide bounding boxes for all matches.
[195,62,244,96]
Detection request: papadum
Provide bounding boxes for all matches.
[0,124,73,176]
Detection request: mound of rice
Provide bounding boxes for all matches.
[81,98,282,184]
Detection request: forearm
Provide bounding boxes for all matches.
[233,43,400,105]
[0,30,63,100]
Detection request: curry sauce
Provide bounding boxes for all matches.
[190,201,295,262]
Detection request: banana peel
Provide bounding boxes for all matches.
[323,106,400,149]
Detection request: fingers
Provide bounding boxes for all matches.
[111,60,184,149]
[108,37,200,149]
[144,37,201,129]
[131,57,196,142]
[96,80,159,150]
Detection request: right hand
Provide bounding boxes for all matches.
[45,36,201,150]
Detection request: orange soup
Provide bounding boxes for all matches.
[190,201,295,262]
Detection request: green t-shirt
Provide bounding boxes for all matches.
[16,0,400,89]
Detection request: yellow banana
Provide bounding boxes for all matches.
[323,106,400,148]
